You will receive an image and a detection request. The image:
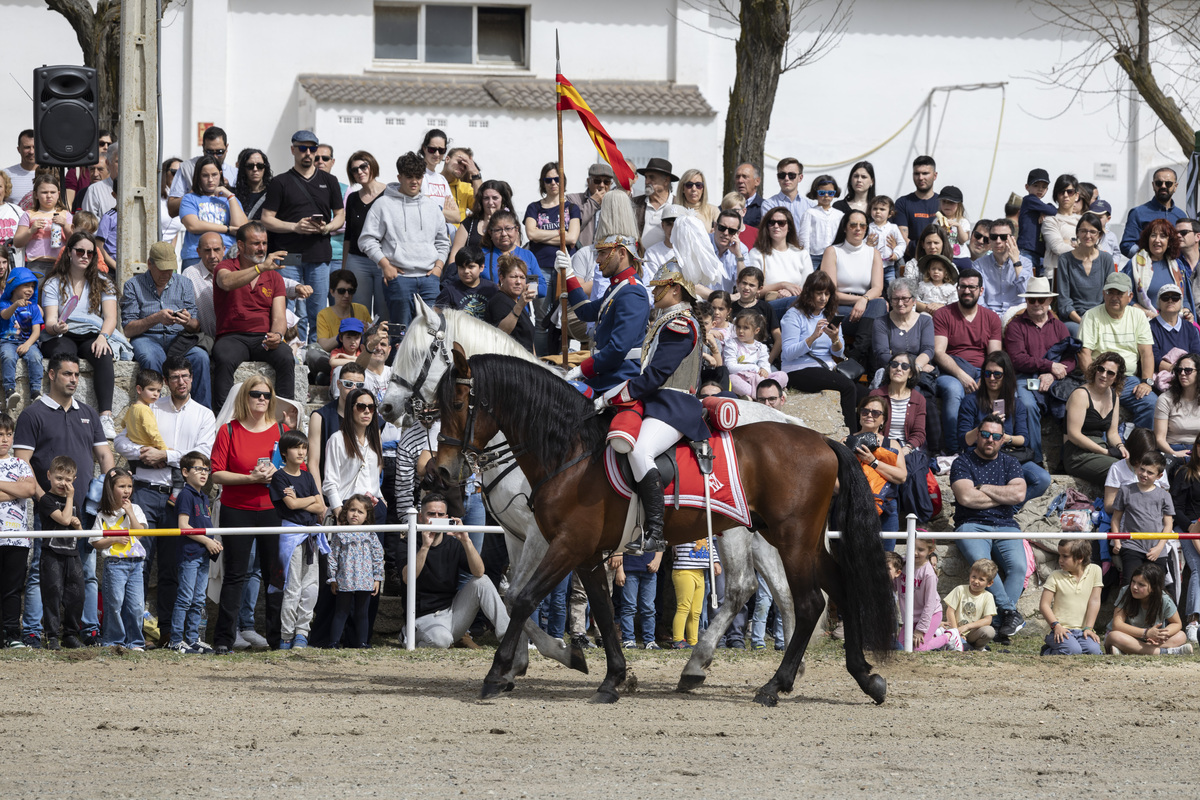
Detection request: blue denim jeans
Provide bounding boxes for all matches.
[100,557,145,647]
[1181,537,1200,620]
[384,274,440,341]
[282,261,332,344]
[0,341,42,396]
[131,333,212,408]
[344,253,388,322]
[1022,461,1052,504]
[239,541,260,632]
[750,573,784,648]
[538,572,570,639]
[79,538,98,634]
[1119,379,1157,430]
[954,526,1026,613]
[880,498,898,549]
[1042,628,1103,655]
[171,556,210,645]
[934,366,979,455]
[619,570,658,644]
[21,539,42,636]
[1015,379,1045,464]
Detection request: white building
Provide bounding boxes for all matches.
[1,0,1194,227]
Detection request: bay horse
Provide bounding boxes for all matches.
[435,351,896,705]
[379,299,801,691]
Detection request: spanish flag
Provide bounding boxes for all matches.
[556,73,636,191]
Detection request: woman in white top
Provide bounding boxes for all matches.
[418,129,460,225]
[322,387,386,521]
[1040,173,1081,283]
[672,169,719,231]
[747,206,812,299]
[821,209,885,360]
[804,174,845,269]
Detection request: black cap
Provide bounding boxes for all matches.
[1027,168,1050,185]
[940,185,963,204]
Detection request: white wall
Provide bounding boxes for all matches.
[1,0,1195,229]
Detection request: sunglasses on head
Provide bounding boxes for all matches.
[888,360,912,371]
[354,401,376,413]
[248,390,272,400]
[716,224,739,235]
[777,171,799,180]
[294,145,318,153]
[979,431,1005,441]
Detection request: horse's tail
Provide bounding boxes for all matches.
[824,437,897,658]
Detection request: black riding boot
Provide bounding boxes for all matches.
[626,468,667,555]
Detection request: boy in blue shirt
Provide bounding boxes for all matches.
[172,451,222,653]
[1017,169,1057,271]
[0,267,43,409]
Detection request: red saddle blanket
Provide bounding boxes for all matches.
[603,431,752,528]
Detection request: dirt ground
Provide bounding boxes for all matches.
[3,638,1197,800]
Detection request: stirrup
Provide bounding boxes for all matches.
[642,530,667,553]
[624,534,646,556]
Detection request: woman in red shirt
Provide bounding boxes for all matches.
[211,376,288,653]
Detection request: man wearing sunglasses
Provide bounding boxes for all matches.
[709,209,746,293]
[315,145,348,267]
[762,157,813,247]
[1003,277,1075,467]
[932,267,1002,455]
[565,162,614,249]
[166,125,237,217]
[261,130,346,345]
[974,219,1031,316]
[1120,166,1187,258]
[1078,271,1157,429]
[950,414,1029,643]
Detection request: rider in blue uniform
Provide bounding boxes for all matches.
[602,259,707,555]
[557,233,651,392]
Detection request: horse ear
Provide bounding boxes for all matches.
[452,343,470,376]
[415,294,431,319]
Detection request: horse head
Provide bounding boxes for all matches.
[380,295,449,425]
[434,347,500,487]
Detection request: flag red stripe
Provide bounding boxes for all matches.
[555,73,636,190]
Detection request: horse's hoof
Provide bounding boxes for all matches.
[865,673,887,705]
[568,643,589,675]
[502,681,515,693]
[675,672,707,693]
[753,688,779,707]
[589,688,620,704]
[480,678,507,700]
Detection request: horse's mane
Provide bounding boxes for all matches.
[440,353,606,471]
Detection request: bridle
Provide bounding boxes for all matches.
[393,311,450,425]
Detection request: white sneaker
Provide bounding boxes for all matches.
[239,629,268,649]
[233,630,252,650]
[100,414,117,439]
[1186,621,1198,645]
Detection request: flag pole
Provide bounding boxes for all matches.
[555,30,570,365]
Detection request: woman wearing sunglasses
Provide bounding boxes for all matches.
[234,149,273,222]
[1064,351,1130,485]
[844,395,906,542]
[1040,173,1080,283]
[956,351,1051,505]
[322,387,386,561]
[211,375,290,653]
[418,129,460,225]
[341,150,388,317]
[868,351,934,522]
[523,162,581,297]
[672,169,719,231]
[747,207,812,312]
[40,231,119,436]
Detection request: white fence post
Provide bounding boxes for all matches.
[904,513,916,653]
[406,508,418,652]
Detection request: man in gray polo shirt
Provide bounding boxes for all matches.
[14,353,115,648]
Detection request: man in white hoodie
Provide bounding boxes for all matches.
[358,152,450,341]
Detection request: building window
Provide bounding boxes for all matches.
[374,3,527,67]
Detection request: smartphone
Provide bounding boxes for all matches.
[256,457,272,471]
[992,399,1006,416]
[829,314,845,328]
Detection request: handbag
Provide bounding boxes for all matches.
[1001,443,1036,464]
[834,358,865,383]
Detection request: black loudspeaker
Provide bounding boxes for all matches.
[33,65,99,167]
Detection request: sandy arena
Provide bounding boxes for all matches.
[3,640,1196,799]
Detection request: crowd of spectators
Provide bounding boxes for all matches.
[3,123,1200,658]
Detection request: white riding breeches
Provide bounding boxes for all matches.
[628,417,684,481]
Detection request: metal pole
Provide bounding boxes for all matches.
[406,507,418,651]
[115,0,159,291]
[904,513,916,653]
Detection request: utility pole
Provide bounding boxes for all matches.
[115,0,159,290]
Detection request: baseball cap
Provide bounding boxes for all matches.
[1157,283,1184,301]
[660,204,685,222]
[1027,168,1050,185]
[148,240,177,271]
[1103,272,1132,293]
[339,318,365,334]
[291,130,319,145]
[939,185,964,204]
[1090,199,1112,215]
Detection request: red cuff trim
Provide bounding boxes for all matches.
[580,358,595,378]
[566,275,582,293]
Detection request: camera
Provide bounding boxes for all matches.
[1026,378,1039,391]
[846,431,878,452]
